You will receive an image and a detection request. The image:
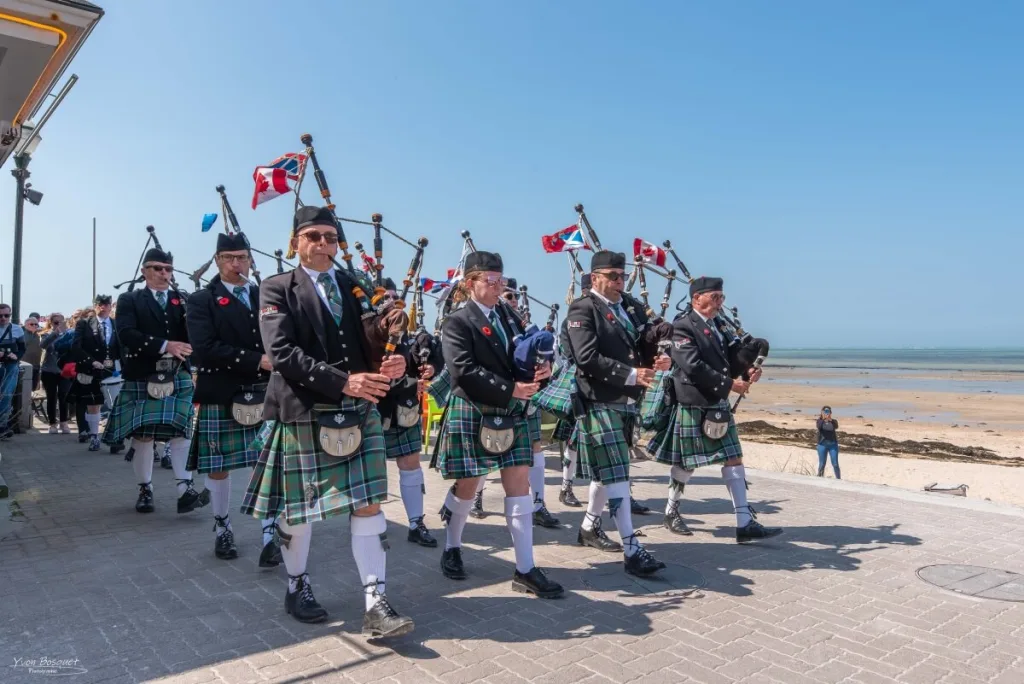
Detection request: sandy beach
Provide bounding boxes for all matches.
[728,366,1024,507]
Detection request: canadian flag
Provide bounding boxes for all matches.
[251,153,307,209]
[633,238,667,267]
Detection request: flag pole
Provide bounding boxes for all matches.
[92,217,97,301]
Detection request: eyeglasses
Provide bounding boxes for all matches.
[0,314,11,318]
[298,230,339,244]
[702,292,726,302]
[594,271,625,282]
[478,275,507,288]
[146,265,173,273]
[218,254,251,263]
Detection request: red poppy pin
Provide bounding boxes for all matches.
[218,297,230,306]
[606,313,614,321]
[482,326,493,337]
[703,328,711,335]
[170,298,180,306]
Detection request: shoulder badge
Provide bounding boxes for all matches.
[259,305,279,320]
[568,321,581,328]
[674,338,691,350]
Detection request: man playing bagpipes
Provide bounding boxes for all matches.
[103,248,209,516]
[434,250,564,598]
[373,277,441,548]
[562,250,669,576]
[240,206,414,637]
[185,232,281,565]
[71,294,120,452]
[641,277,782,542]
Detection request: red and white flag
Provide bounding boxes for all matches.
[541,224,589,253]
[633,238,667,267]
[251,153,307,209]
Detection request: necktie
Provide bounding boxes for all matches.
[317,273,344,327]
[102,320,110,343]
[232,285,250,309]
[155,291,167,310]
[489,311,509,351]
[612,303,636,337]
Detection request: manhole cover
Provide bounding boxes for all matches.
[580,562,706,597]
[917,564,1024,602]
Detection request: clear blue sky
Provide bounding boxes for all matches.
[2,0,1021,348]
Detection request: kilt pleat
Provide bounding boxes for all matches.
[187,402,263,473]
[644,399,743,469]
[384,424,422,459]
[526,403,543,444]
[240,398,388,525]
[576,404,635,485]
[437,394,532,480]
[426,368,452,406]
[532,362,576,420]
[552,417,575,443]
[638,370,673,432]
[101,371,194,445]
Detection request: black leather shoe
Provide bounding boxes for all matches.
[512,567,564,599]
[362,594,415,638]
[630,497,651,515]
[161,454,173,470]
[78,432,89,443]
[109,444,123,455]
[214,517,238,560]
[624,546,666,577]
[469,491,486,519]
[558,483,581,507]
[441,547,467,580]
[259,540,282,568]
[577,519,622,552]
[664,513,693,536]
[737,520,783,543]
[176,480,205,514]
[135,483,154,513]
[533,505,560,528]
[285,574,328,623]
[408,518,438,548]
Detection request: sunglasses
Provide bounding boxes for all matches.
[0,314,10,318]
[298,230,339,244]
[595,271,625,282]
[477,275,507,288]
[146,265,173,273]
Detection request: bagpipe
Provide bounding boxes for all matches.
[114,225,197,299]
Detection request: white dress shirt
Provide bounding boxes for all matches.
[301,265,337,310]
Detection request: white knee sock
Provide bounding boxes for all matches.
[505,494,535,574]
[168,437,192,495]
[399,467,425,529]
[279,520,312,590]
[722,465,752,527]
[562,447,578,487]
[666,466,693,515]
[351,512,388,611]
[261,517,278,546]
[443,489,473,550]
[85,412,100,436]
[606,481,638,557]
[529,452,546,511]
[475,477,486,494]
[581,480,607,531]
[132,440,154,485]
[206,475,231,523]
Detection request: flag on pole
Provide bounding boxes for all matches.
[251,152,308,209]
[633,238,667,267]
[541,224,589,253]
[201,213,218,232]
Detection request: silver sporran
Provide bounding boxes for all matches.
[317,410,363,460]
[479,415,515,455]
[231,389,266,426]
[701,408,731,441]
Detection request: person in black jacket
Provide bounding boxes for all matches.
[102,249,208,516]
[565,250,670,577]
[239,206,413,638]
[71,295,120,451]
[655,276,782,542]
[185,232,280,564]
[435,250,563,598]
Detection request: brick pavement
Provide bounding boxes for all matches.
[2,430,1023,683]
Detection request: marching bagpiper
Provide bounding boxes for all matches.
[103,248,208,515]
[435,250,564,597]
[644,277,782,542]
[564,250,669,576]
[185,232,281,564]
[71,295,120,452]
[240,206,414,637]
[374,277,440,548]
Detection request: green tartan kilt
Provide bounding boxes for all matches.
[186,402,263,474]
[645,399,743,469]
[239,399,388,525]
[384,424,422,459]
[552,416,575,443]
[437,394,532,480]
[576,404,635,485]
[638,370,673,432]
[531,362,576,420]
[526,404,543,443]
[101,371,194,445]
[426,368,452,406]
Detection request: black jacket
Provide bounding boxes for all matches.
[115,287,190,381]
[565,292,652,404]
[668,309,744,406]
[186,276,269,405]
[72,316,120,373]
[441,300,520,409]
[259,267,375,423]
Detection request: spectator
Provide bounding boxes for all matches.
[39,313,72,434]
[816,406,840,479]
[0,303,27,438]
[23,316,42,390]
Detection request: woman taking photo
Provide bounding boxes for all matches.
[816,406,840,479]
[39,313,72,434]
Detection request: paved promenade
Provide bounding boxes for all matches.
[2,430,1023,684]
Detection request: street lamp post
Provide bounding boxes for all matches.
[10,151,32,324]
